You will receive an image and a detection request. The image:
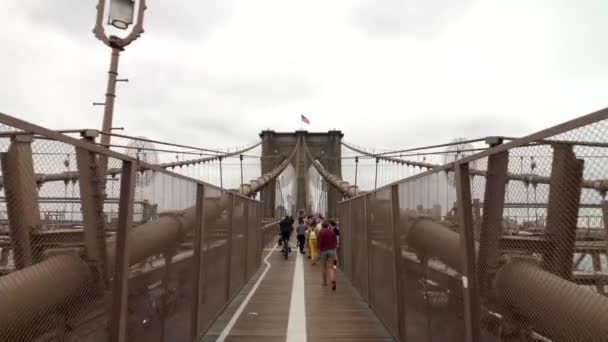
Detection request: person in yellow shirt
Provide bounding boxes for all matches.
[307,221,319,265]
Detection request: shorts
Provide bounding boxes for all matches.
[319,250,336,260]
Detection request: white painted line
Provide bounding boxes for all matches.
[217,244,277,342]
[286,250,307,342]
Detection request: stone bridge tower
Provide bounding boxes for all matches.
[259,130,343,219]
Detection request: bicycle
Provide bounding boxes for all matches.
[279,234,291,260]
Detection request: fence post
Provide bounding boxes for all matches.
[542,144,584,280]
[109,160,136,342]
[190,184,206,341]
[455,162,481,342]
[1,134,40,268]
[477,149,508,300]
[76,130,109,288]
[391,185,406,341]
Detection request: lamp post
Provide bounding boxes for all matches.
[93,0,147,175]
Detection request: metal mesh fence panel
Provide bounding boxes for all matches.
[484,119,608,341]
[397,174,466,342]
[351,196,369,302]
[340,201,352,279]
[314,112,608,342]
[337,202,346,271]
[0,136,109,341]
[197,186,231,333]
[245,201,255,279]
[367,189,399,337]
[0,115,271,342]
[229,195,246,298]
[148,176,196,342]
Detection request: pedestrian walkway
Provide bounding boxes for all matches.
[201,240,394,341]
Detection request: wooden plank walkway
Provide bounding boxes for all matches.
[304,256,394,341]
[201,240,394,341]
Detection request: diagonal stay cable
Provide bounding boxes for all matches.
[302,137,361,198]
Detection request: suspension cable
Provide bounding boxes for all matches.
[344,137,490,156]
[303,138,360,198]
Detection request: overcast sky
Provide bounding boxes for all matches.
[1,0,608,151]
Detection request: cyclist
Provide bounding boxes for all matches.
[279,216,293,256]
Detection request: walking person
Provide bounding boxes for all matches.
[308,222,319,265]
[296,217,307,254]
[318,222,338,291]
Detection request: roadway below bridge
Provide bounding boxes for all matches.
[200,237,393,342]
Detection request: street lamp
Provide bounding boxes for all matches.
[93,0,147,173]
[108,0,136,29]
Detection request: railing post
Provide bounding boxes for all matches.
[455,162,481,342]
[542,144,584,280]
[109,160,136,342]
[390,185,407,341]
[477,149,508,300]
[190,183,206,341]
[1,134,41,268]
[76,130,109,288]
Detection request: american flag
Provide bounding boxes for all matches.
[301,114,310,124]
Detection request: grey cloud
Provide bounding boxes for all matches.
[20,0,231,43]
[345,113,531,151]
[353,0,474,38]
[19,1,97,40]
[206,75,317,105]
[115,59,317,128]
[552,3,608,79]
[443,115,532,139]
[178,116,253,142]
[112,59,316,146]
[146,0,232,40]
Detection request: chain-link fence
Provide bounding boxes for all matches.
[338,110,608,342]
[0,114,270,342]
